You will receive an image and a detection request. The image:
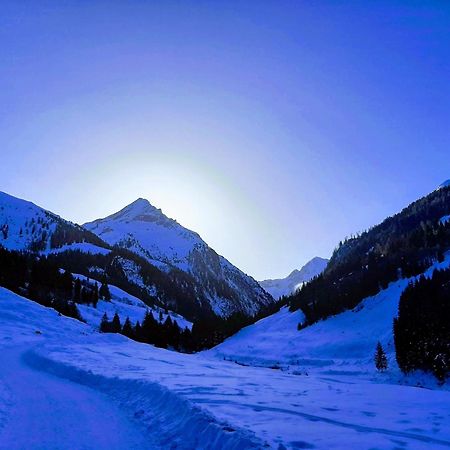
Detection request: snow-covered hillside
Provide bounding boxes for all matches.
[0,191,108,254]
[1,287,449,450]
[73,273,192,330]
[211,252,450,377]
[260,256,328,299]
[84,199,274,317]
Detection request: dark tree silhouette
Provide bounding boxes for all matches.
[374,342,388,371]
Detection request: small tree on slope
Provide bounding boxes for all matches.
[375,342,388,371]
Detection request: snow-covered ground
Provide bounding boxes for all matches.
[1,278,449,449]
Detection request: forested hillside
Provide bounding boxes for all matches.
[290,185,450,325]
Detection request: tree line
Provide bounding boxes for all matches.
[394,267,449,381]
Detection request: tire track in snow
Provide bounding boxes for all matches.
[190,398,450,447]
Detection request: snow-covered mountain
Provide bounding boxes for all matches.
[84,198,274,317]
[0,191,108,253]
[259,256,328,299]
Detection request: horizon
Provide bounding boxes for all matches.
[0,179,444,281]
[1,1,449,279]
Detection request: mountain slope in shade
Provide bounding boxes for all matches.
[260,256,329,299]
[0,191,108,253]
[84,198,274,317]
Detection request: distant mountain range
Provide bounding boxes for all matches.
[0,192,274,321]
[259,257,329,299]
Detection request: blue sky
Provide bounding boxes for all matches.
[1,1,449,279]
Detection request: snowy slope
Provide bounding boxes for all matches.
[1,288,449,450]
[0,191,109,253]
[211,252,450,376]
[84,199,274,317]
[73,273,192,330]
[260,256,328,299]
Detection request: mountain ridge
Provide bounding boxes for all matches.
[260,256,329,299]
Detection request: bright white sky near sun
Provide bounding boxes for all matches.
[1,2,449,279]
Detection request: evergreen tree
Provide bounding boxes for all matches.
[122,316,133,338]
[99,280,111,301]
[141,310,157,344]
[100,313,110,332]
[74,278,81,302]
[375,342,388,371]
[134,321,142,341]
[59,270,73,297]
[394,268,450,381]
[111,312,121,333]
[92,282,99,308]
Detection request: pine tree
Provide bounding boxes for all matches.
[141,311,157,344]
[100,313,110,332]
[99,280,111,301]
[122,316,133,338]
[92,282,99,308]
[375,342,388,371]
[111,312,121,333]
[134,321,142,341]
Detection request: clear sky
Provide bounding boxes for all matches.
[1,1,449,280]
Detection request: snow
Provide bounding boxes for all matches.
[84,198,274,317]
[0,289,261,449]
[212,252,450,376]
[1,272,449,449]
[83,198,203,269]
[0,191,58,251]
[0,346,152,450]
[72,273,192,330]
[0,191,108,255]
[43,242,111,256]
[439,214,450,225]
[260,257,328,299]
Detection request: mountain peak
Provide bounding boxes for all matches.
[126,197,152,210]
[108,197,163,222]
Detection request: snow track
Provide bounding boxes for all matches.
[0,346,153,450]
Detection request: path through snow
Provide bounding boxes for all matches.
[0,345,156,450]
